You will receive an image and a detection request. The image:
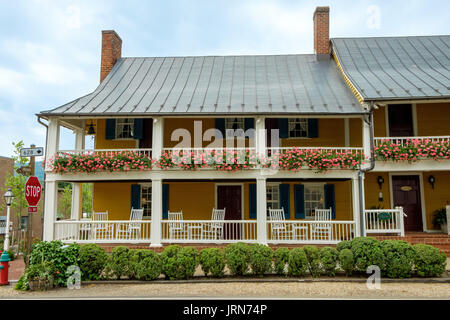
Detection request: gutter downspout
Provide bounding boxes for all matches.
[359,102,375,237]
[37,116,48,241]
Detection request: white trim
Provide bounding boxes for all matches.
[214,183,245,220]
[388,172,428,232]
[373,160,450,172]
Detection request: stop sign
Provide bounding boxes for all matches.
[25,176,42,207]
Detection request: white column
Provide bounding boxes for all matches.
[152,117,164,159]
[446,205,450,235]
[150,178,162,247]
[43,181,58,241]
[362,116,371,170]
[256,177,267,244]
[352,177,361,237]
[255,116,266,157]
[71,126,85,220]
[45,117,60,171]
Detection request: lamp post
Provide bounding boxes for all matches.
[3,188,14,251]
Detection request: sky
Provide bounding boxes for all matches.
[0,0,449,159]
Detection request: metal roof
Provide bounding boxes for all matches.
[331,36,450,101]
[40,54,364,116]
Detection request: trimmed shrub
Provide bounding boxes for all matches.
[413,244,447,277]
[133,250,162,281]
[273,247,290,276]
[160,245,198,280]
[339,249,354,276]
[104,246,131,279]
[350,237,384,272]
[380,240,415,278]
[224,243,250,276]
[288,248,308,277]
[303,245,321,277]
[199,248,226,277]
[336,240,352,251]
[79,244,108,280]
[248,244,273,277]
[320,247,339,277]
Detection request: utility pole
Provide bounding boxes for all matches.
[27,144,35,257]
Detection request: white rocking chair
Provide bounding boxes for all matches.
[91,211,113,240]
[310,207,333,241]
[203,208,226,240]
[116,208,144,240]
[168,210,186,240]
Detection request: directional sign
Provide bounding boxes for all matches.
[20,147,44,157]
[25,176,42,208]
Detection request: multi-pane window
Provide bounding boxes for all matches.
[116,118,134,139]
[288,118,308,138]
[266,184,280,213]
[225,118,245,131]
[304,184,324,217]
[141,185,152,219]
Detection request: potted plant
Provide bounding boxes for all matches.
[432,208,447,233]
[26,261,54,291]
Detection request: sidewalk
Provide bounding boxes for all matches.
[9,258,25,281]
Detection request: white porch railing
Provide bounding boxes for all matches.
[54,220,152,243]
[266,146,364,155]
[266,220,356,244]
[364,207,406,236]
[57,149,153,157]
[161,220,258,243]
[374,136,450,147]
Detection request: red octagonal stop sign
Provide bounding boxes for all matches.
[25,176,42,207]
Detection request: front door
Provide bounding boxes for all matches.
[388,104,414,137]
[392,175,423,232]
[217,185,242,239]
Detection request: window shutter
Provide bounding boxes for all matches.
[162,184,169,219]
[278,119,289,138]
[215,118,225,138]
[307,119,319,138]
[324,184,336,219]
[133,119,144,140]
[294,184,305,219]
[131,184,141,210]
[105,119,116,140]
[279,184,290,219]
[249,183,257,219]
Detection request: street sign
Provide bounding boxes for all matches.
[25,176,42,208]
[28,207,37,213]
[16,166,32,176]
[20,147,44,157]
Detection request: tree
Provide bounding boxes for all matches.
[57,183,93,218]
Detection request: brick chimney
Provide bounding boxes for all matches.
[100,30,122,82]
[313,6,330,55]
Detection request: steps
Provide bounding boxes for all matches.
[374,233,450,256]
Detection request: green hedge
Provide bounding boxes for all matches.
[249,244,273,277]
[79,244,108,280]
[380,240,415,278]
[199,248,226,277]
[160,245,198,280]
[413,244,447,277]
[224,243,250,276]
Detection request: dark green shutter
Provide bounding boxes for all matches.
[249,183,257,219]
[134,119,144,140]
[162,184,169,219]
[307,119,319,138]
[278,119,289,138]
[131,184,141,210]
[105,119,116,140]
[324,184,336,219]
[215,118,225,138]
[279,184,290,219]
[294,184,305,219]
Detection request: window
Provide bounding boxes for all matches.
[225,118,245,131]
[304,184,324,217]
[288,118,308,138]
[266,184,280,212]
[116,118,134,139]
[141,184,152,219]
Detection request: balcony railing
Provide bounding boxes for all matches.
[374,136,450,147]
[364,207,406,236]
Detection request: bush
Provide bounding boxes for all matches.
[79,244,108,280]
[104,246,131,279]
[288,248,308,276]
[273,247,290,276]
[224,243,250,276]
[248,244,273,277]
[380,240,415,278]
[29,240,80,287]
[160,245,198,280]
[413,244,447,277]
[303,246,321,277]
[132,250,162,281]
[350,237,384,272]
[320,247,339,276]
[336,240,352,251]
[199,248,226,277]
[339,249,354,276]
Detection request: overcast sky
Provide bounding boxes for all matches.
[0,0,449,158]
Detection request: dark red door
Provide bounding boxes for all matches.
[392,176,423,232]
[388,104,414,137]
[217,185,242,239]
